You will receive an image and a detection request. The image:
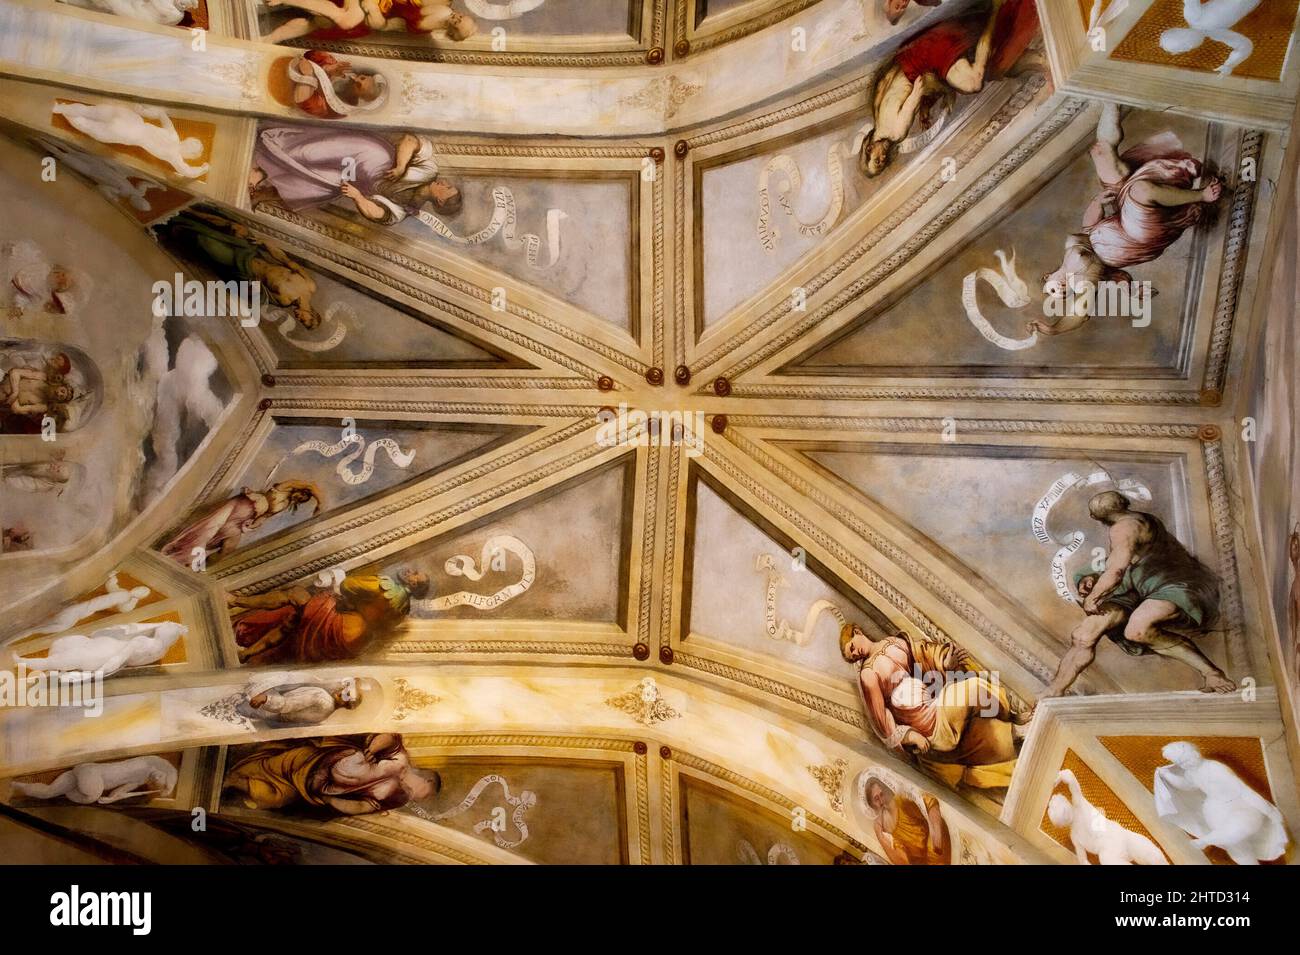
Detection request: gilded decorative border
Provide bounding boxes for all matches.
[660,754,676,862]
[194,400,271,504]
[1203,128,1263,394]
[682,0,822,55]
[1203,439,1248,670]
[637,446,662,646]
[659,442,683,649]
[272,374,591,390]
[390,640,635,656]
[337,817,490,865]
[675,651,866,727]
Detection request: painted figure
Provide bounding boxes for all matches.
[52,102,209,179]
[1,526,33,552]
[1031,102,1223,337]
[1039,491,1232,701]
[228,568,428,664]
[861,773,951,864]
[861,0,1040,177]
[15,621,187,681]
[224,733,437,815]
[285,51,389,119]
[235,675,362,725]
[161,481,323,565]
[1048,769,1168,865]
[1159,0,1262,76]
[155,209,322,329]
[264,0,477,44]
[12,573,151,640]
[12,756,178,804]
[0,346,96,434]
[251,125,462,225]
[1,240,92,318]
[840,623,1028,789]
[1155,741,1288,864]
[1,450,77,495]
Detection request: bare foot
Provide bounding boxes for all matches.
[1200,671,1236,693]
[1202,178,1224,203]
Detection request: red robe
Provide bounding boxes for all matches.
[895,0,1038,83]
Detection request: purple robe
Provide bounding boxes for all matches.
[255,125,396,211]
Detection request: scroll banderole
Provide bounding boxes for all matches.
[910,665,1003,718]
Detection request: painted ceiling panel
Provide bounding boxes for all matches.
[0,0,1298,875]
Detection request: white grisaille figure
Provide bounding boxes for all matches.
[59,0,199,26]
[1159,0,1262,76]
[1154,741,1289,864]
[52,102,210,179]
[10,572,151,642]
[14,621,187,682]
[12,756,178,804]
[1048,769,1169,865]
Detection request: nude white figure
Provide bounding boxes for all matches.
[41,138,164,213]
[51,102,210,179]
[1154,741,1289,864]
[11,573,151,642]
[11,756,177,804]
[1048,769,1169,865]
[14,621,187,682]
[1159,0,1262,76]
[59,0,199,25]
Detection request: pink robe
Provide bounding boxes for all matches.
[1086,135,1205,269]
[162,493,262,564]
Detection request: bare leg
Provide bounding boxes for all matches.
[1123,599,1234,692]
[1208,29,1253,75]
[1089,101,1131,185]
[12,769,80,800]
[267,0,363,28]
[265,16,317,42]
[1042,607,1126,699]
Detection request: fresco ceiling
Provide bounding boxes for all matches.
[0,0,1299,869]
